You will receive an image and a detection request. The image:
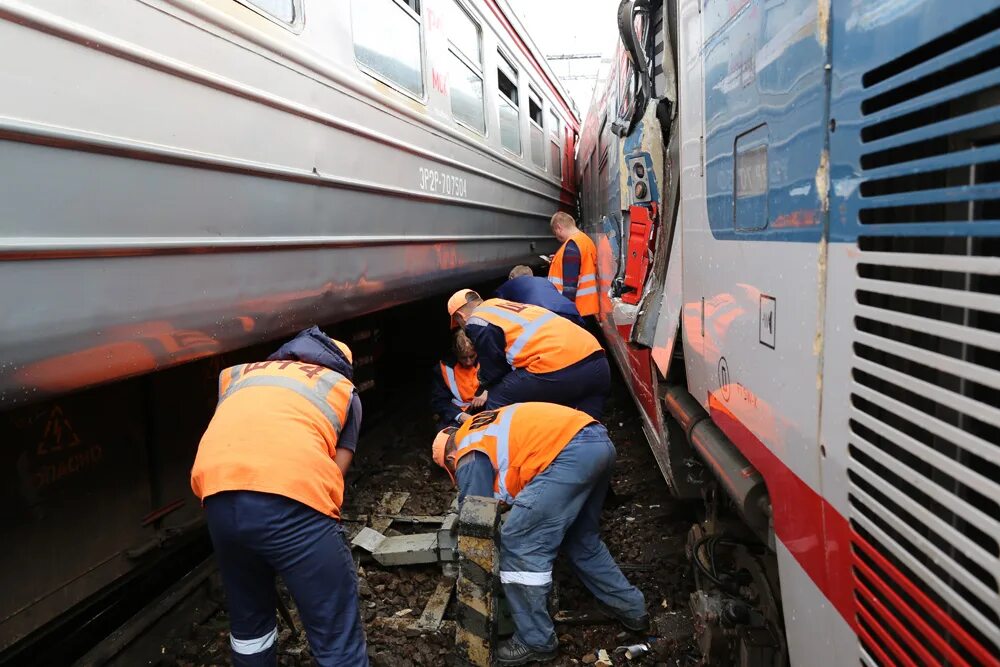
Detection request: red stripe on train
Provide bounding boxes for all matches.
[707,394,1000,666]
[708,394,856,626]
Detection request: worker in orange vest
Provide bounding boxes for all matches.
[430,329,482,430]
[547,211,599,318]
[432,403,647,665]
[191,326,367,667]
[447,289,610,419]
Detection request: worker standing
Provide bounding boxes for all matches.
[547,211,599,319]
[430,329,481,430]
[432,403,648,665]
[496,265,584,327]
[190,326,368,667]
[447,289,610,419]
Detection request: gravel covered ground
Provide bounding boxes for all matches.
[159,373,698,666]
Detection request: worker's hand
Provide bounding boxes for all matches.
[456,412,471,424]
[470,391,488,409]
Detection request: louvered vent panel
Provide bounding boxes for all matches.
[849,7,1000,667]
[652,3,666,97]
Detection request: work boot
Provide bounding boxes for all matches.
[496,637,558,665]
[597,600,650,632]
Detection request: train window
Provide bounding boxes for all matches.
[446,1,485,133]
[446,1,481,65]
[528,91,544,168]
[548,109,561,178]
[236,0,298,24]
[598,116,608,168]
[497,52,521,155]
[551,140,562,178]
[352,0,424,98]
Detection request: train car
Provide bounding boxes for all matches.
[0,0,578,407]
[0,0,577,654]
[579,0,999,664]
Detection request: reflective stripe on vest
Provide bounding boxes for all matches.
[548,276,563,287]
[457,404,518,503]
[474,306,557,369]
[219,366,346,435]
[443,363,470,408]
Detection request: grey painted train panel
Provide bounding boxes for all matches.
[0,0,570,405]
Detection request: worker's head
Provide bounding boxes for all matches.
[508,265,534,280]
[432,427,460,484]
[447,289,483,329]
[453,330,477,368]
[550,211,578,243]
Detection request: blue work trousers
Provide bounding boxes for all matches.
[484,353,610,420]
[204,491,368,667]
[499,424,646,649]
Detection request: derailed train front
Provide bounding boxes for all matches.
[582,0,1000,664]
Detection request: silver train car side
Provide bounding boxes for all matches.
[0,0,578,650]
[0,0,578,407]
[580,0,1000,665]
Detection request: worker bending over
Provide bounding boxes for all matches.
[191,326,367,667]
[548,211,599,318]
[447,289,610,419]
[432,403,647,665]
[496,265,583,327]
[430,329,482,430]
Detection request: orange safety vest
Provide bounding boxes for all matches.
[548,230,599,316]
[440,361,480,410]
[470,298,602,374]
[452,403,596,502]
[191,360,355,519]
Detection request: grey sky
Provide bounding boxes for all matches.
[506,0,620,114]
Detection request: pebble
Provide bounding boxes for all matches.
[582,653,597,664]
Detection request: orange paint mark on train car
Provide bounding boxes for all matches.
[426,6,445,32]
[432,69,449,95]
[772,209,816,228]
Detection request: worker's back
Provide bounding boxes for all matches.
[495,276,584,326]
[471,299,601,374]
[453,402,596,500]
[192,358,354,518]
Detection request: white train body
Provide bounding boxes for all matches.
[581,0,1000,664]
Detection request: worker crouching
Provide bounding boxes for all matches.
[448,289,610,420]
[430,329,482,429]
[191,326,368,667]
[432,403,648,665]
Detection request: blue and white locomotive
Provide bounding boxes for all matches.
[581,0,1000,664]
